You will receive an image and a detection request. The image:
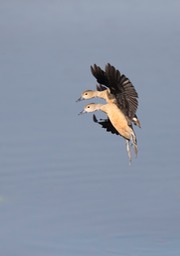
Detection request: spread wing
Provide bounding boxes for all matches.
[91,63,138,119]
[91,64,109,86]
[92,114,119,136]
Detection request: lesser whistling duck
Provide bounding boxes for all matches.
[77,63,141,128]
[79,102,138,164]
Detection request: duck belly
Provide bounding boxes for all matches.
[107,106,132,140]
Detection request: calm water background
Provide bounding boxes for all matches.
[0,1,180,255]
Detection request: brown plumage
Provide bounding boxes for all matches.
[79,102,138,163]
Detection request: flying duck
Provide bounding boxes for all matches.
[79,102,138,164]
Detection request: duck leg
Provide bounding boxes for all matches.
[130,132,138,157]
[125,139,132,165]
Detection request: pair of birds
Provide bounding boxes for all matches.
[77,63,141,164]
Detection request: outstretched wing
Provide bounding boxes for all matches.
[92,114,119,136]
[91,63,139,119]
[91,64,109,86]
[105,63,138,119]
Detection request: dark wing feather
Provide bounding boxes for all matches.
[91,63,139,119]
[93,114,119,136]
[91,64,109,86]
[96,84,107,91]
[105,63,138,119]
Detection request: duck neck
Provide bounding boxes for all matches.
[95,103,108,114]
[96,90,109,101]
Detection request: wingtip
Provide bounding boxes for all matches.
[92,114,98,123]
[90,64,97,75]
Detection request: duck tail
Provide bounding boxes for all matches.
[126,140,132,165]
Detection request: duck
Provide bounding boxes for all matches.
[79,102,138,164]
[77,63,141,128]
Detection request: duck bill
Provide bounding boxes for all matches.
[76,96,84,102]
[78,109,87,115]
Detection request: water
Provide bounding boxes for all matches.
[0,0,180,255]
